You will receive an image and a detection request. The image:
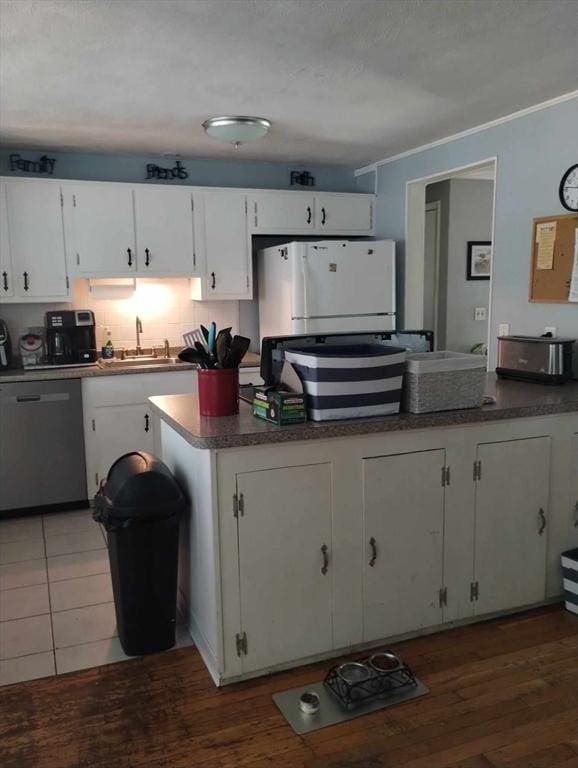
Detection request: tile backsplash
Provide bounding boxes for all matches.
[0,278,240,357]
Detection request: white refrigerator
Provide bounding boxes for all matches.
[258,240,396,339]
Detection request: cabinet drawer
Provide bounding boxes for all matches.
[83,370,197,407]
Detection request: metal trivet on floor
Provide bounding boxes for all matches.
[272,653,428,734]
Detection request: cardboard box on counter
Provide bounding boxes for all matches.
[252,387,307,425]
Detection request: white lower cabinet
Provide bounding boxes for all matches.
[472,437,550,616]
[236,464,333,673]
[158,411,578,686]
[82,371,196,494]
[362,449,446,642]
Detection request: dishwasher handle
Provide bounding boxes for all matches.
[12,393,70,404]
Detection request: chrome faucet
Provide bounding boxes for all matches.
[135,316,143,355]
[164,338,170,358]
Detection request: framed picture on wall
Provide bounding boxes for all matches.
[467,241,492,280]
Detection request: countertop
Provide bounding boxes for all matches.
[149,375,578,450]
[0,352,261,384]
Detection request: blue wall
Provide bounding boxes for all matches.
[0,148,356,192]
[364,97,578,367]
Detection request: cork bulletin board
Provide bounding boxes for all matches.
[529,213,578,303]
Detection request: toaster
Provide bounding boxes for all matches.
[496,335,575,384]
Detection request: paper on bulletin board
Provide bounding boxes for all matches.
[535,221,557,270]
[568,228,578,303]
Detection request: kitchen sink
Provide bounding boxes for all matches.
[98,357,183,369]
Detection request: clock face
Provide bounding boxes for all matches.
[559,164,578,211]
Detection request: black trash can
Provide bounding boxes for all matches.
[93,451,186,656]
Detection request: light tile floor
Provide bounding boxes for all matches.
[0,509,192,687]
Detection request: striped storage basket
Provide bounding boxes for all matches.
[284,344,406,422]
[562,548,578,615]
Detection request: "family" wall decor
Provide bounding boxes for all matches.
[9,153,56,174]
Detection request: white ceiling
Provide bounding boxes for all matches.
[1,0,577,167]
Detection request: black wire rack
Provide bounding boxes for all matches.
[323,655,418,711]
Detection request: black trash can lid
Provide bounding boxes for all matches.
[96,451,185,519]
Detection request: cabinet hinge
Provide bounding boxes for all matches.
[66,276,70,289]
[95,472,99,488]
[233,492,244,518]
[369,202,373,229]
[191,197,194,211]
[91,418,96,432]
[72,194,77,208]
[246,274,249,289]
[438,586,448,607]
[76,254,80,266]
[235,631,248,657]
[60,191,64,207]
[470,581,479,602]
[193,251,196,269]
[441,466,450,487]
[473,459,482,482]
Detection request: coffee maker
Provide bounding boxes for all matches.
[0,319,12,369]
[45,310,97,366]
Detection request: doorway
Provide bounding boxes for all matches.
[405,159,497,358]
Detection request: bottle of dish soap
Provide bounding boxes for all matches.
[101,333,114,360]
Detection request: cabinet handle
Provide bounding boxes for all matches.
[320,543,329,575]
[127,248,132,267]
[2,271,8,291]
[321,207,326,225]
[369,536,377,567]
[144,413,150,433]
[574,501,578,527]
[306,206,312,224]
[211,272,216,290]
[538,508,546,535]
[23,271,29,291]
[145,248,150,267]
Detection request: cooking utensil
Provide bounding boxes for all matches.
[178,348,210,368]
[183,328,207,350]
[228,335,250,367]
[207,322,217,355]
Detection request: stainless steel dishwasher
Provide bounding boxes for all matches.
[0,378,88,513]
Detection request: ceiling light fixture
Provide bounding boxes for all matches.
[202,116,271,148]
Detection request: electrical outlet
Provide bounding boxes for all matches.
[474,307,487,321]
[544,326,557,336]
[498,323,510,337]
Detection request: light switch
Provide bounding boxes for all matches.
[498,323,510,337]
[474,307,487,321]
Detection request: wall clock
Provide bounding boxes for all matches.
[559,163,578,211]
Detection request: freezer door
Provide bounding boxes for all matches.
[292,241,395,321]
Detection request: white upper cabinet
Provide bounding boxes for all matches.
[191,191,251,299]
[2,180,69,302]
[248,192,374,234]
[133,187,196,276]
[65,184,136,276]
[315,193,373,232]
[0,183,14,298]
[473,437,550,616]
[248,192,315,233]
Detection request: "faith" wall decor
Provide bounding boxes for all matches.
[9,153,56,174]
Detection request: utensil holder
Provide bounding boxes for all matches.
[198,368,239,417]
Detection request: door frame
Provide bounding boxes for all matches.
[424,200,441,348]
[404,157,497,362]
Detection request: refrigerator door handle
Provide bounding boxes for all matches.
[301,253,309,333]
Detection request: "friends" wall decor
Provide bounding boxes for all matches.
[146,160,189,180]
[9,153,56,174]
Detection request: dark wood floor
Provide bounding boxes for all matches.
[1,605,578,768]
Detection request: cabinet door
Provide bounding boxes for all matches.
[363,449,445,643]
[236,463,333,673]
[4,181,69,299]
[192,191,250,298]
[474,437,550,615]
[0,183,14,297]
[249,192,314,233]
[88,404,154,491]
[66,184,136,276]
[315,194,373,233]
[134,187,196,275]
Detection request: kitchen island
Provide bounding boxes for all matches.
[149,377,578,686]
